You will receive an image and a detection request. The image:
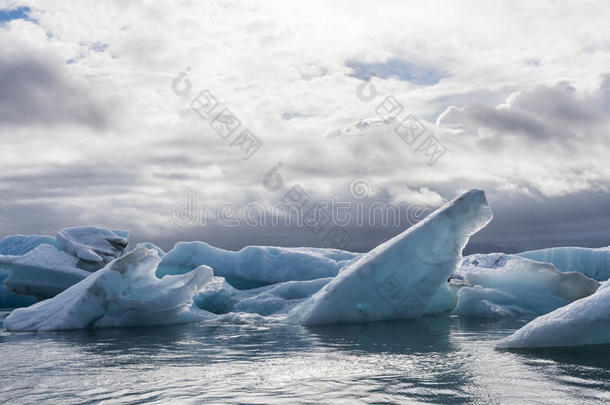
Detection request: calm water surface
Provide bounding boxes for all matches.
[1,311,610,404]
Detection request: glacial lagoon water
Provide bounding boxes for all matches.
[1,312,610,404]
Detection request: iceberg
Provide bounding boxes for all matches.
[453,254,599,318]
[193,276,457,318]
[56,226,129,270]
[424,282,459,315]
[518,246,610,281]
[193,266,456,321]
[0,226,132,304]
[497,281,610,349]
[460,252,521,270]
[4,247,213,331]
[5,188,605,334]
[0,272,37,308]
[0,234,57,256]
[0,244,90,300]
[0,235,59,307]
[232,277,331,316]
[290,189,493,325]
[157,242,358,289]
[194,276,332,316]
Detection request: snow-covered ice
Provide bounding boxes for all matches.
[453,254,599,318]
[291,189,493,325]
[56,226,129,269]
[518,246,610,281]
[497,281,610,349]
[4,247,213,331]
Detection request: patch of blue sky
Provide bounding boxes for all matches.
[0,6,32,24]
[346,57,447,85]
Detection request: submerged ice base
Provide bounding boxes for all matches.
[291,189,493,325]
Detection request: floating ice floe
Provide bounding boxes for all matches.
[0,244,90,300]
[4,247,213,331]
[0,235,59,307]
[0,273,36,308]
[2,189,492,330]
[453,254,599,318]
[192,274,457,319]
[497,280,610,349]
[157,242,359,289]
[4,188,609,336]
[0,226,129,303]
[0,234,58,256]
[518,246,610,281]
[193,276,332,316]
[290,189,493,325]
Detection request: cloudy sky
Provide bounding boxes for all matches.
[1,0,610,253]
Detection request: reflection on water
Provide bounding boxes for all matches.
[1,312,610,404]
[308,316,458,352]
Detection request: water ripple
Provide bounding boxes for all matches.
[1,317,610,403]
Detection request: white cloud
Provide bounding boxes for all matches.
[1,0,610,250]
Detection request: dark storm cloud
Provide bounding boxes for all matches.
[439,77,610,142]
[1,2,610,258]
[464,104,554,140]
[0,162,167,241]
[0,200,80,237]
[0,164,146,200]
[2,175,607,256]
[470,189,610,253]
[128,185,610,255]
[0,53,112,128]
